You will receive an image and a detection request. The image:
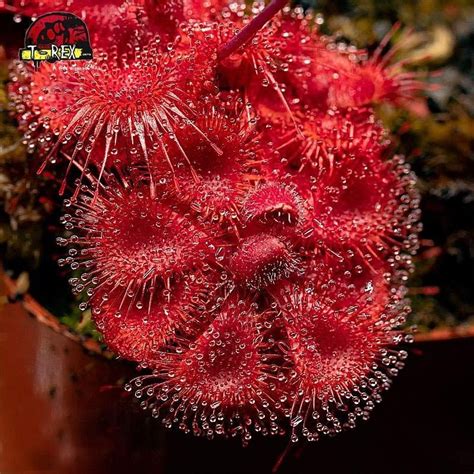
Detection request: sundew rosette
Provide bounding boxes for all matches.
[9,0,425,444]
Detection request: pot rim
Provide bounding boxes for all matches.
[1,269,111,357]
[2,269,473,352]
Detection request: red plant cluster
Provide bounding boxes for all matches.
[8,0,423,443]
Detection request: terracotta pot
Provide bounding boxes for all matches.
[1,274,473,473]
[0,293,168,472]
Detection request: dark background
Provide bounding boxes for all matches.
[1,0,473,472]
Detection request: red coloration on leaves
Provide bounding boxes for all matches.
[216,10,316,124]
[0,0,74,16]
[229,233,300,289]
[296,36,430,113]
[13,0,190,44]
[92,277,210,363]
[10,36,215,195]
[274,108,388,182]
[242,182,308,233]
[9,0,425,443]
[153,95,263,222]
[277,271,409,441]
[1,0,148,48]
[324,27,432,112]
[128,294,286,440]
[183,0,230,21]
[61,181,217,309]
[310,154,420,262]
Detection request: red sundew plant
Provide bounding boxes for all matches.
[276,273,410,442]
[127,294,287,442]
[182,0,230,21]
[151,94,265,222]
[10,36,216,196]
[60,179,218,306]
[8,0,426,444]
[323,24,433,113]
[92,276,212,363]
